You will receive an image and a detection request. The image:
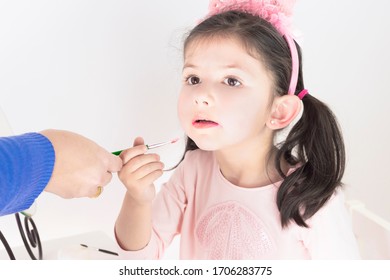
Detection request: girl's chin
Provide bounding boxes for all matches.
[197,146,216,151]
[191,139,219,151]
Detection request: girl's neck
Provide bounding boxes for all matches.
[215,142,287,189]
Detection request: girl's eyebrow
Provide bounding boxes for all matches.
[183,63,247,71]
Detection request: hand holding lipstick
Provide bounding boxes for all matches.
[117,137,164,203]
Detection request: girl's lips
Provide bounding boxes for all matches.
[192,119,219,129]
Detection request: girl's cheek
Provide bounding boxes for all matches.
[177,94,190,123]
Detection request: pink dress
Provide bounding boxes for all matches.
[117,149,360,259]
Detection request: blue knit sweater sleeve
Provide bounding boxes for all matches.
[0,133,55,216]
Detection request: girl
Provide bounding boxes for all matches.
[115,0,360,259]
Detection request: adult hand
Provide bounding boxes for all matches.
[40,129,123,198]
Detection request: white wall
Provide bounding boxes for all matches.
[293,0,390,222]
[1,0,389,259]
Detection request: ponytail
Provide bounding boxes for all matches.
[275,94,346,227]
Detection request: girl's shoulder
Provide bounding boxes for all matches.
[306,188,350,224]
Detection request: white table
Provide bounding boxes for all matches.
[0,230,119,260]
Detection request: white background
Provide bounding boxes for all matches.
[1,0,389,259]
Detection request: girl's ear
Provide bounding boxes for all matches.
[267,95,302,130]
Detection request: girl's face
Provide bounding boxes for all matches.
[178,37,274,151]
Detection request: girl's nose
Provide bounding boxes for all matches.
[195,98,209,106]
[194,88,213,106]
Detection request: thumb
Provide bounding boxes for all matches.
[133,136,145,147]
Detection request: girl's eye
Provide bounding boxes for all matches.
[224,77,241,87]
[186,76,200,85]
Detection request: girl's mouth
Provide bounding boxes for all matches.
[192,119,219,129]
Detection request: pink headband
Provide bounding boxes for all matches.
[207,0,308,99]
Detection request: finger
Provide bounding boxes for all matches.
[85,171,113,198]
[88,185,105,199]
[124,153,161,174]
[100,171,114,187]
[138,169,164,187]
[133,136,144,147]
[118,160,163,188]
[131,161,165,180]
[119,144,148,164]
[107,153,123,173]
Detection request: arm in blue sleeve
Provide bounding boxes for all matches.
[0,133,55,216]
